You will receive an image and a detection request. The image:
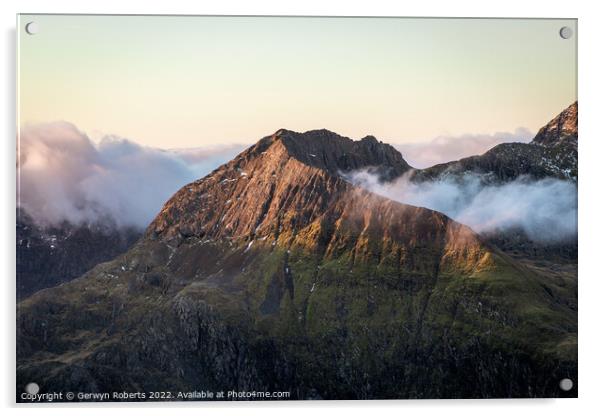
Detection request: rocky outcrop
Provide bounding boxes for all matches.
[532,102,577,148]
[272,129,411,180]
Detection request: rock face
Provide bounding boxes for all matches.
[16,208,141,299]
[17,128,577,401]
[414,102,578,183]
[269,129,412,180]
[532,102,577,148]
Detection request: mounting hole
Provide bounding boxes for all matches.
[25,22,38,35]
[559,378,574,391]
[559,26,573,40]
[25,382,40,395]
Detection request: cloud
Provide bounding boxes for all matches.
[345,170,577,243]
[394,128,533,168]
[168,144,246,172]
[18,122,245,229]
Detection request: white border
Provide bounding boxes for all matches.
[3,1,601,415]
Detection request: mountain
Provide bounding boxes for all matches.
[149,129,412,242]
[17,128,577,400]
[16,208,141,299]
[15,128,411,300]
[413,102,578,183]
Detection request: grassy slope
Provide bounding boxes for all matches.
[17,232,577,400]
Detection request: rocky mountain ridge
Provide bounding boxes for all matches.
[413,102,578,182]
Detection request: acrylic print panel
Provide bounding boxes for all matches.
[16,15,577,402]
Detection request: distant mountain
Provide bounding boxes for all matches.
[17,128,576,400]
[17,208,141,299]
[532,101,577,148]
[408,103,578,261]
[413,102,578,183]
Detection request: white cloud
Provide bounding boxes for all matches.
[18,122,245,228]
[345,170,577,243]
[394,128,532,168]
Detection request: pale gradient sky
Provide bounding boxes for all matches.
[18,15,577,148]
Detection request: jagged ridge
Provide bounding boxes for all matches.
[414,101,578,182]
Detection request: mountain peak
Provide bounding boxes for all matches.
[148,129,413,243]
[360,135,379,143]
[254,128,411,181]
[532,101,577,148]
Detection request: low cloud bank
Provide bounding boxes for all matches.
[18,122,245,229]
[394,128,532,168]
[346,170,577,243]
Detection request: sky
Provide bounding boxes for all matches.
[18,15,577,149]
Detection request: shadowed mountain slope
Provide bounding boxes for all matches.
[16,208,141,300]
